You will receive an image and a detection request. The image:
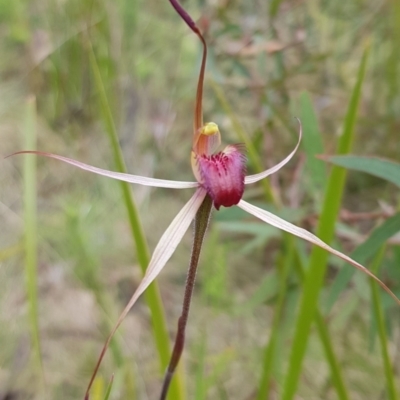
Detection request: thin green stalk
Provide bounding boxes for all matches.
[87,41,185,400]
[103,375,114,400]
[217,72,350,400]
[258,236,350,400]
[369,246,399,400]
[327,212,400,312]
[194,329,207,400]
[23,96,44,386]
[281,45,370,400]
[299,91,326,195]
[269,0,284,17]
[292,248,350,400]
[269,23,289,106]
[256,234,294,400]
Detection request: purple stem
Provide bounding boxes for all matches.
[168,0,200,33]
[168,0,207,131]
[160,195,213,400]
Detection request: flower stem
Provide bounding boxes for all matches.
[168,0,206,131]
[160,195,213,400]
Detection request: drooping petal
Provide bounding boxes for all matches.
[237,199,400,306]
[84,187,207,398]
[245,118,302,185]
[196,145,246,210]
[8,151,199,189]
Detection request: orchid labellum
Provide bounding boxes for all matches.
[9,0,400,399]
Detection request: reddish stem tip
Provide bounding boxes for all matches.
[169,0,200,34]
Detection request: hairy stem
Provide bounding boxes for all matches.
[160,195,213,400]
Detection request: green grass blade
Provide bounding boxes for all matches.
[292,247,350,400]
[269,0,284,17]
[369,246,399,400]
[322,155,400,188]
[194,330,207,400]
[255,232,350,400]
[326,212,400,311]
[313,315,349,399]
[387,0,400,111]
[210,53,351,400]
[102,374,115,400]
[214,73,351,400]
[91,375,114,400]
[281,45,370,400]
[88,42,185,400]
[299,91,326,195]
[256,235,293,400]
[23,96,44,386]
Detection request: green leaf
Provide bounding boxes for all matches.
[23,96,44,387]
[88,43,185,400]
[323,155,400,188]
[102,375,114,400]
[299,91,326,193]
[269,0,284,17]
[326,212,400,311]
[369,247,399,400]
[281,44,370,400]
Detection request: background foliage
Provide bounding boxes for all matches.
[1,0,399,399]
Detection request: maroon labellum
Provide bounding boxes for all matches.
[196,144,246,209]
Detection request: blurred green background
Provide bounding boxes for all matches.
[1,0,400,399]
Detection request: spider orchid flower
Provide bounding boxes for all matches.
[8,0,400,398]
[10,3,399,309]
[11,124,399,308]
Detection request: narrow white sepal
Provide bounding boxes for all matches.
[244,118,302,185]
[237,199,400,306]
[101,187,207,342]
[10,151,200,189]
